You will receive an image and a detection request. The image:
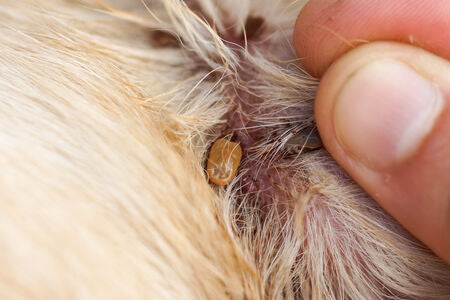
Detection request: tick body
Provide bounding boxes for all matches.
[207,138,242,186]
[285,128,323,154]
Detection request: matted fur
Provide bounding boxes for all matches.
[0,0,449,299]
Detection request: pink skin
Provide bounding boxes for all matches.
[294,0,450,263]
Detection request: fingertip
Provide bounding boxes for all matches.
[315,42,450,263]
[294,0,450,77]
[293,0,336,77]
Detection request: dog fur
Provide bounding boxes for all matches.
[0,0,449,299]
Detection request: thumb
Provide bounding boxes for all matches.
[315,42,450,263]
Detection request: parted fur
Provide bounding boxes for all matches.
[0,1,449,299]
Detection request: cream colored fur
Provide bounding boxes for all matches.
[0,0,449,299]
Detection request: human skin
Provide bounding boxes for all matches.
[294,0,450,263]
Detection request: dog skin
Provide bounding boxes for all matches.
[0,0,449,299]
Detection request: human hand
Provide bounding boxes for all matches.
[294,0,450,263]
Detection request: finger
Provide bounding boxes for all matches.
[315,41,450,263]
[294,0,450,77]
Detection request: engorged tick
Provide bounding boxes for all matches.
[207,138,242,186]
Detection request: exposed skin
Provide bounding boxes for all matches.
[294,0,450,263]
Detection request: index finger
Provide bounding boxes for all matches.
[294,0,450,77]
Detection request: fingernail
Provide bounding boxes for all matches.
[333,59,444,169]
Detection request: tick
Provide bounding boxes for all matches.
[207,138,242,186]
